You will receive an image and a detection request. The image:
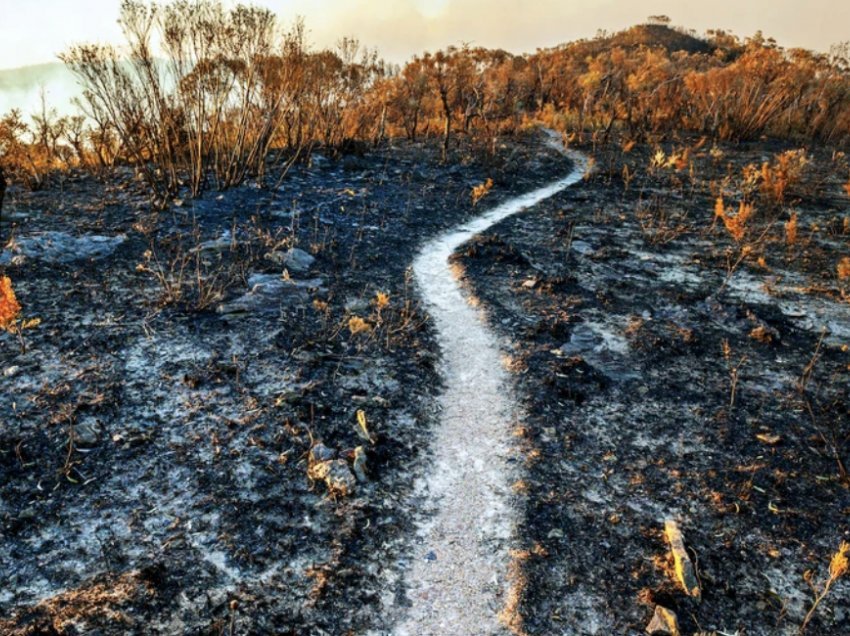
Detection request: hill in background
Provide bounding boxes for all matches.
[0,62,80,115]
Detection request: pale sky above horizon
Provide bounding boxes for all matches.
[1,0,847,70]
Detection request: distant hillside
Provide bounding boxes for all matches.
[0,62,81,115]
[606,23,716,54]
[540,23,721,59]
[0,62,68,91]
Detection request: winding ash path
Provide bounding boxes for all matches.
[395,134,586,635]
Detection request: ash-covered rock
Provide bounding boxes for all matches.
[1,231,126,264]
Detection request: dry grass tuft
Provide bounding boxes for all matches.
[785,212,798,246]
[0,571,153,635]
[750,325,774,344]
[472,178,494,206]
[347,315,372,335]
[838,257,850,281]
[715,197,756,243]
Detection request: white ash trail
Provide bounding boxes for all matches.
[394,133,586,635]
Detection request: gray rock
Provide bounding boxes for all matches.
[264,250,287,265]
[309,443,336,463]
[246,273,325,292]
[570,240,595,255]
[1,231,126,264]
[557,322,637,382]
[193,231,232,253]
[281,248,315,273]
[216,294,269,315]
[217,274,326,315]
[344,297,371,313]
[74,419,102,449]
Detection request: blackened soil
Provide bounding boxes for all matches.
[0,132,570,635]
[454,139,850,635]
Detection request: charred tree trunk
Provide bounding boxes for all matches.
[0,165,6,246]
[440,87,452,162]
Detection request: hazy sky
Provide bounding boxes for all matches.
[1,0,847,69]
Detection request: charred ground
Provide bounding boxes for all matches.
[453,137,850,635]
[1,127,849,636]
[0,132,569,635]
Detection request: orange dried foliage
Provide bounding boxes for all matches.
[348,315,371,335]
[374,291,390,310]
[471,178,494,206]
[759,150,807,204]
[0,276,22,330]
[715,198,755,242]
[830,541,849,580]
[714,196,726,221]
